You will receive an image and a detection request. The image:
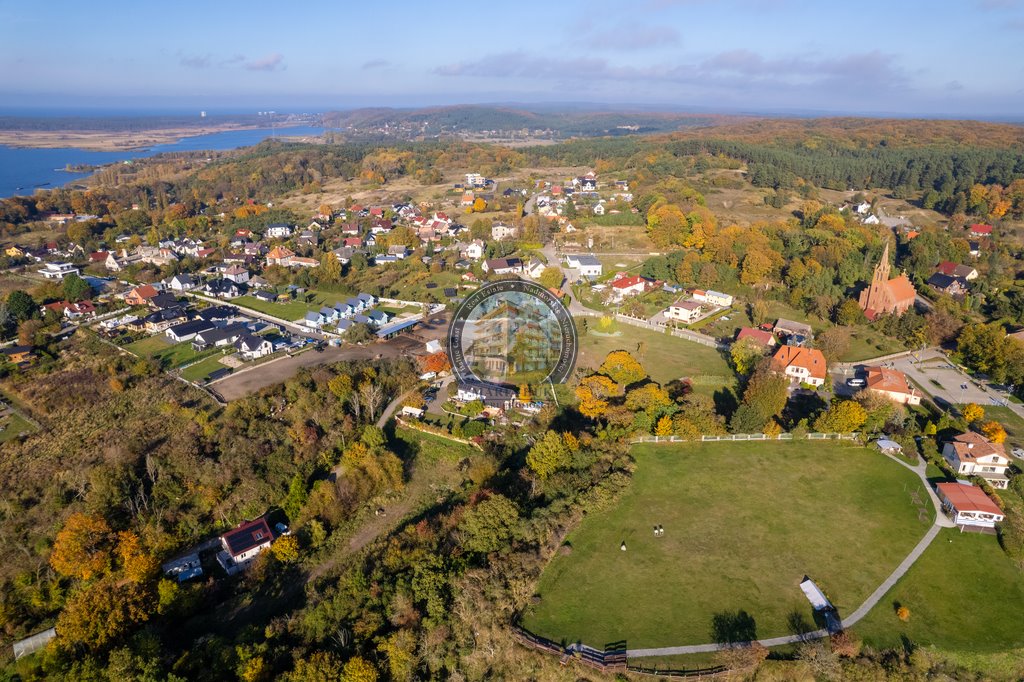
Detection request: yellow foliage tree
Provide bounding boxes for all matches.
[342,655,378,682]
[271,535,300,563]
[117,531,158,584]
[472,197,487,212]
[575,374,617,419]
[50,513,112,580]
[962,403,985,424]
[655,416,673,436]
[980,420,1007,443]
[599,350,647,387]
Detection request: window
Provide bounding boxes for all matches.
[254,531,264,541]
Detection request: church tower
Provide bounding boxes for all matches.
[859,239,915,320]
[872,241,891,285]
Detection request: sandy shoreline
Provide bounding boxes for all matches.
[0,124,263,151]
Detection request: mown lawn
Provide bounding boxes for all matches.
[520,440,928,649]
[0,412,35,443]
[853,529,1024,652]
[180,355,230,383]
[233,295,325,321]
[125,335,219,369]
[838,328,907,363]
[575,320,736,396]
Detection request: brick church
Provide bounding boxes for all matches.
[858,242,916,320]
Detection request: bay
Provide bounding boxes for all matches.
[0,125,328,198]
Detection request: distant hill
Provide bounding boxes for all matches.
[322,105,729,138]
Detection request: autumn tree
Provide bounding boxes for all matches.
[730,366,788,433]
[526,431,570,480]
[599,350,647,387]
[575,374,617,419]
[271,534,300,563]
[419,352,450,374]
[655,415,673,436]
[50,513,112,580]
[980,420,1007,443]
[56,577,154,650]
[962,403,985,424]
[834,298,867,326]
[730,337,767,376]
[116,531,158,584]
[813,399,868,433]
[285,651,345,682]
[319,253,342,283]
[342,655,379,682]
[538,265,564,290]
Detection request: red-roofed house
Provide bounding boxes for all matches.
[609,275,653,301]
[736,327,776,347]
[968,223,993,238]
[125,284,159,306]
[935,261,978,281]
[864,366,921,405]
[936,482,1004,529]
[218,517,274,573]
[770,345,827,387]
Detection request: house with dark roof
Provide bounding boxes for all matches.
[217,517,275,574]
[926,272,968,298]
[150,291,180,310]
[235,334,274,360]
[195,306,235,323]
[935,261,978,281]
[482,257,523,275]
[166,319,215,343]
[192,323,247,351]
[141,307,188,333]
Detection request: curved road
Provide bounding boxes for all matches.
[626,451,953,658]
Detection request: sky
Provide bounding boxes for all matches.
[1,0,1023,117]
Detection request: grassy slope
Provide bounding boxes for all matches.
[853,528,1024,653]
[575,322,736,396]
[521,440,928,649]
[981,405,1024,450]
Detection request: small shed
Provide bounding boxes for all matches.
[875,438,903,455]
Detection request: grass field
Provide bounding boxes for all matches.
[180,355,229,382]
[838,329,907,363]
[125,335,218,369]
[853,529,1024,653]
[520,440,928,649]
[233,294,328,321]
[575,321,736,396]
[0,412,35,443]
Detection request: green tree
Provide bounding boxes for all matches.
[458,494,520,554]
[61,273,92,302]
[835,298,867,326]
[6,290,36,321]
[730,337,767,376]
[538,266,564,290]
[525,430,571,479]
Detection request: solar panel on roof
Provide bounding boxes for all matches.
[444,288,457,297]
[425,282,438,289]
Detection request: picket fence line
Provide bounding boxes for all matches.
[575,310,725,349]
[632,432,859,444]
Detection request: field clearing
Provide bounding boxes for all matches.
[521,440,928,649]
[180,354,230,383]
[0,412,35,443]
[976,405,1024,450]
[853,529,1024,653]
[575,321,735,396]
[125,335,219,368]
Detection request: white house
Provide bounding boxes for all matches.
[936,482,1004,529]
[235,334,274,360]
[221,265,250,284]
[482,257,523,275]
[265,223,293,239]
[942,432,1011,489]
[218,517,274,574]
[303,311,325,329]
[564,254,603,279]
[165,320,214,343]
[37,262,79,280]
[665,299,703,323]
[592,202,605,216]
[491,223,518,240]
[465,239,485,260]
[168,274,197,291]
[692,289,734,307]
[525,259,547,279]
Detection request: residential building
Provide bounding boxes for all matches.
[773,318,814,343]
[265,246,295,267]
[125,284,159,306]
[968,223,993,238]
[525,258,547,279]
[465,239,485,260]
[736,327,776,346]
[168,274,197,291]
[564,254,603,278]
[204,279,243,299]
[218,517,274,573]
[37,262,79,280]
[165,320,215,343]
[691,289,734,307]
[936,482,1004,529]
[942,432,1011,489]
[609,275,653,300]
[303,311,325,329]
[935,261,979,281]
[192,323,247,350]
[141,307,187,333]
[665,299,703,323]
[864,366,921,405]
[149,291,180,310]
[1,345,36,366]
[491,223,518,240]
[289,256,319,268]
[455,380,516,408]
[858,242,916,320]
[265,223,293,239]
[927,272,968,298]
[482,257,523,275]
[770,345,827,387]
[235,334,274,360]
[222,265,250,284]
[367,310,391,327]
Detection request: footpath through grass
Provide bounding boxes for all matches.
[521,440,928,649]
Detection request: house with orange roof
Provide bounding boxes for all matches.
[736,327,776,347]
[125,284,159,306]
[265,246,295,267]
[770,345,827,387]
[936,482,1004,529]
[942,432,1011,489]
[864,365,920,405]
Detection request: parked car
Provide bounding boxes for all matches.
[1012,447,1024,459]
[847,378,866,387]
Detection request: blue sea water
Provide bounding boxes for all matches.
[0,125,328,198]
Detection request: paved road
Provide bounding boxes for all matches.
[627,451,951,658]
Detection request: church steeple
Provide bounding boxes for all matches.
[873,240,891,284]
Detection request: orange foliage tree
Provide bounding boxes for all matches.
[49,513,112,580]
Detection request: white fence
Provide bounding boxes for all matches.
[632,432,859,444]
[575,310,725,350]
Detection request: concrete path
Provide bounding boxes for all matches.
[627,451,951,658]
